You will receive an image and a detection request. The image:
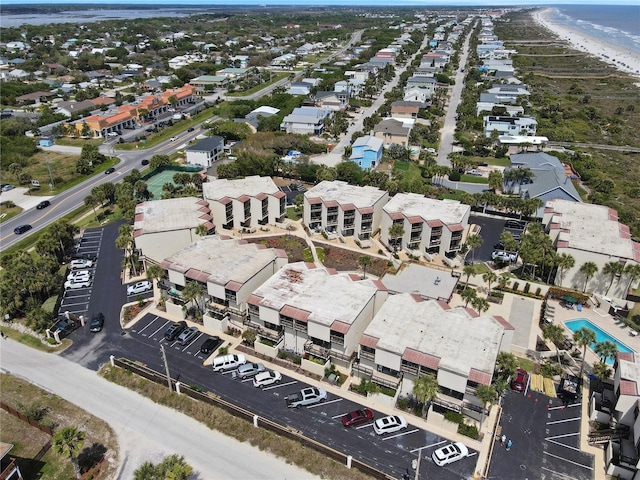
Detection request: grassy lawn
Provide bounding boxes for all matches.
[0,373,118,480]
[0,201,23,222]
[393,160,423,184]
[459,174,489,184]
[100,364,373,480]
[286,206,302,221]
[226,73,289,97]
[55,137,101,148]
[0,326,70,353]
[515,356,537,373]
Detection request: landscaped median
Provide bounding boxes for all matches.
[99,359,380,480]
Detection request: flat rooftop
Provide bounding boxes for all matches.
[381,263,458,301]
[618,354,640,385]
[384,193,470,225]
[305,180,387,208]
[161,235,286,286]
[203,175,279,201]
[134,197,210,235]
[547,199,638,260]
[365,294,505,375]
[252,262,381,328]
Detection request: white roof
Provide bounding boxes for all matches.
[203,175,279,200]
[305,180,387,208]
[384,194,470,225]
[364,294,506,376]
[134,197,209,235]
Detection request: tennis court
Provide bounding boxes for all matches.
[143,166,202,199]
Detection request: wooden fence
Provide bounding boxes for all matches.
[0,401,54,435]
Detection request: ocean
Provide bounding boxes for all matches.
[549,4,640,56]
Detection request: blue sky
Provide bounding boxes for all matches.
[2,1,639,5]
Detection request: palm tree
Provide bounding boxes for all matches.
[579,262,598,293]
[53,426,85,478]
[412,373,439,418]
[542,323,565,364]
[592,361,612,382]
[573,327,596,379]
[471,296,490,314]
[476,384,498,432]
[466,234,483,264]
[182,281,207,317]
[463,263,478,290]
[602,261,624,296]
[482,271,498,294]
[115,224,137,276]
[594,340,618,364]
[358,255,373,279]
[556,253,575,285]
[495,352,517,379]
[146,263,165,286]
[623,263,640,295]
[461,287,477,307]
[498,273,511,290]
[388,223,404,252]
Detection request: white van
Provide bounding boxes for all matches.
[212,354,246,372]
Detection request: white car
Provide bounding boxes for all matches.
[70,259,93,269]
[253,370,282,388]
[432,442,469,467]
[64,278,92,289]
[67,270,91,281]
[372,415,408,435]
[492,250,518,262]
[127,280,152,296]
[466,169,482,176]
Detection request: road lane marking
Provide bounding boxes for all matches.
[307,398,342,409]
[410,440,447,453]
[543,451,593,470]
[381,428,420,440]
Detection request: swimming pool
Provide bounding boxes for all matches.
[564,318,635,365]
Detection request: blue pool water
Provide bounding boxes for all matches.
[565,319,635,365]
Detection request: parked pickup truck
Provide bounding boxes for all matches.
[285,387,327,408]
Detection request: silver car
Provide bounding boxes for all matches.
[237,362,265,379]
[177,326,199,345]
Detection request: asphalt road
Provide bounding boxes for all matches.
[0,338,318,480]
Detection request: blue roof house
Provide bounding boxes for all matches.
[350,135,383,169]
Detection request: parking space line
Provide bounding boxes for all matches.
[409,440,447,453]
[331,412,348,419]
[381,428,420,440]
[546,432,579,440]
[148,320,171,338]
[541,466,580,479]
[262,381,297,391]
[548,404,580,411]
[182,333,204,352]
[543,451,593,470]
[137,316,161,334]
[354,423,374,430]
[546,439,582,452]
[307,398,342,409]
[60,302,89,309]
[547,417,581,425]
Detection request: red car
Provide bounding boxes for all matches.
[511,368,528,392]
[341,408,374,427]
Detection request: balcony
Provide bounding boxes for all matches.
[360,349,375,362]
[401,363,419,376]
[361,223,372,232]
[304,341,330,360]
[208,303,229,320]
[326,216,338,225]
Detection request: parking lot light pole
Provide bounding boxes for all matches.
[160,344,172,392]
[413,446,425,480]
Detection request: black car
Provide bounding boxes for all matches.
[141,159,150,166]
[187,127,195,132]
[494,241,505,250]
[164,321,187,341]
[89,312,105,332]
[72,252,98,262]
[105,167,116,174]
[200,336,222,354]
[36,200,51,210]
[505,219,527,229]
[14,224,32,235]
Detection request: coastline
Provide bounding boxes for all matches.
[533,7,640,78]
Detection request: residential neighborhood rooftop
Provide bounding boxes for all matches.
[305,180,387,208]
[202,175,280,200]
[384,194,470,225]
[133,197,212,236]
[161,235,287,286]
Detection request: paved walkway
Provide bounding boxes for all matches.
[0,338,318,480]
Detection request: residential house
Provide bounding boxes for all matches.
[390,101,422,120]
[542,199,640,297]
[160,235,288,327]
[486,85,530,100]
[406,76,437,96]
[380,194,469,258]
[314,91,346,111]
[373,118,411,148]
[349,135,384,170]
[357,294,513,411]
[190,75,227,93]
[280,107,331,135]
[304,180,388,240]
[185,136,225,168]
[404,86,432,104]
[245,106,280,128]
[55,100,96,117]
[476,102,524,117]
[247,262,388,370]
[202,175,287,230]
[133,197,215,265]
[15,91,55,104]
[480,93,519,105]
[483,115,537,137]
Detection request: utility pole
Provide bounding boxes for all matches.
[45,154,55,190]
[160,344,172,392]
[413,446,425,480]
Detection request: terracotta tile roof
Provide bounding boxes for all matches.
[360,334,379,349]
[402,348,440,370]
[468,368,492,386]
[330,320,350,334]
[280,305,311,322]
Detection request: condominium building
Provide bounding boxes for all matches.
[380,193,470,258]
[303,180,389,240]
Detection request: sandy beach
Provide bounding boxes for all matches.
[533,7,640,78]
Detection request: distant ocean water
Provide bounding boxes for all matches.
[548,4,640,56]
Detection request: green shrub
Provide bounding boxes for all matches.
[379,385,397,397]
[458,423,479,439]
[512,281,520,291]
[218,346,228,355]
[260,338,275,347]
[47,337,58,345]
[449,171,461,181]
[444,411,464,424]
[396,397,409,410]
[524,283,530,294]
[540,361,563,378]
[277,350,287,359]
[293,355,302,365]
[535,287,542,296]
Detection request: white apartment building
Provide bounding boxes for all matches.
[303,180,389,240]
[380,194,470,258]
[202,176,287,231]
[160,235,288,329]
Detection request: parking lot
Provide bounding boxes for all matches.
[125,315,477,480]
[279,183,307,205]
[470,214,526,263]
[490,390,594,479]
